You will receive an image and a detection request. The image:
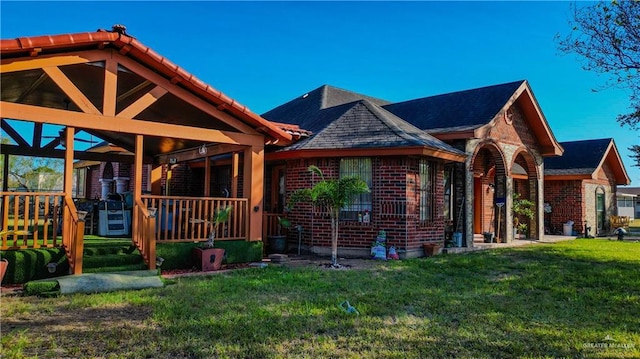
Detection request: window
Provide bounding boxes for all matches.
[419,159,435,222]
[617,197,634,208]
[339,158,372,221]
[443,166,453,221]
[596,188,606,231]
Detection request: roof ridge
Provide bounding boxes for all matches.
[358,99,422,143]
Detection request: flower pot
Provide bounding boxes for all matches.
[192,247,225,271]
[268,235,288,254]
[483,232,494,243]
[423,243,441,257]
[0,259,8,283]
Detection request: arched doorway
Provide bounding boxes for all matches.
[511,150,539,239]
[471,143,507,241]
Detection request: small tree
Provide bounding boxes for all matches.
[513,193,535,237]
[289,165,370,267]
[204,205,233,248]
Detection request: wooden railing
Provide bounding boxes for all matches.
[141,195,248,243]
[132,199,157,269]
[0,191,64,250]
[61,196,84,275]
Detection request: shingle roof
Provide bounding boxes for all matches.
[279,99,465,156]
[544,138,612,175]
[262,85,390,129]
[382,80,525,131]
[618,187,640,196]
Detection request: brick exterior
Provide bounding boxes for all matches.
[282,156,446,258]
[545,161,619,236]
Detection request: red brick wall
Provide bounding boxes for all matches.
[285,156,446,254]
[544,179,583,234]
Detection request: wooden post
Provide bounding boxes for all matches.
[204,156,211,197]
[73,220,85,275]
[243,145,264,242]
[231,152,239,198]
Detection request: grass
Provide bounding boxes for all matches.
[2,239,639,358]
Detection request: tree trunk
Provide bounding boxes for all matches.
[331,211,339,266]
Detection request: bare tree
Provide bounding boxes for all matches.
[557,0,640,166]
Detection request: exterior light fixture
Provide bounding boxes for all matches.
[147,207,158,217]
[156,257,165,268]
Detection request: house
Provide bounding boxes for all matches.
[261,80,564,257]
[544,138,631,236]
[617,187,640,220]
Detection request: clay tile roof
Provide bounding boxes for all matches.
[0,26,291,143]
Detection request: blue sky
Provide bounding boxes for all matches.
[1,1,638,184]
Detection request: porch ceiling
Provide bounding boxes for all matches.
[0,27,291,159]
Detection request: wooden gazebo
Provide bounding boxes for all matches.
[0,26,291,273]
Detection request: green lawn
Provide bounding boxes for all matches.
[2,239,639,358]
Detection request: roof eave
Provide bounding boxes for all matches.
[267,146,467,163]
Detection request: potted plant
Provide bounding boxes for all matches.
[513,193,535,239]
[268,216,291,254]
[192,205,232,271]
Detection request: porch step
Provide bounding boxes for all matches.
[82,240,146,274]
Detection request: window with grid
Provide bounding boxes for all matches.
[419,159,435,222]
[339,158,372,221]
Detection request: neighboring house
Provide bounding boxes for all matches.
[261,80,564,257]
[544,139,631,236]
[617,187,640,220]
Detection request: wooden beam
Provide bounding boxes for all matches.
[32,123,43,149]
[134,135,143,200]
[0,119,29,147]
[2,154,8,192]
[43,66,101,115]
[243,145,264,241]
[151,165,162,195]
[1,50,108,73]
[115,54,260,135]
[116,80,152,104]
[155,144,246,164]
[0,101,265,147]
[103,58,118,117]
[63,127,75,195]
[0,143,153,163]
[116,85,168,119]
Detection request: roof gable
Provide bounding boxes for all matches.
[545,138,630,185]
[277,99,465,161]
[383,81,525,131]
[262,85,389,126]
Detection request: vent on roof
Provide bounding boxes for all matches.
[112,24,129,35]
[302,93,309,99]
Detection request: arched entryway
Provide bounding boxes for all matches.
[470,142,507,242]
[511,150,539,239]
